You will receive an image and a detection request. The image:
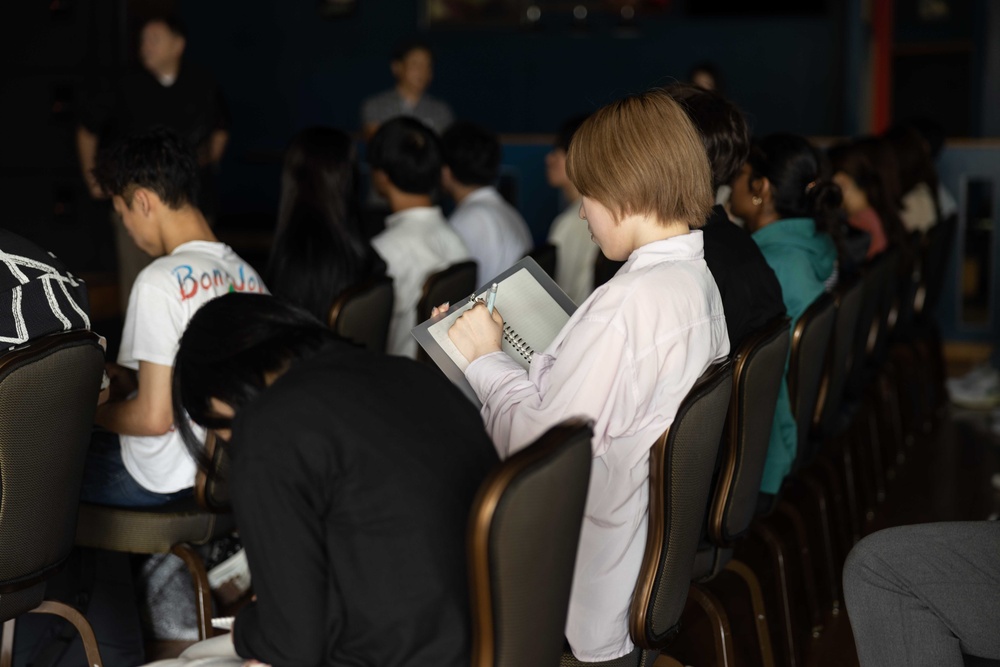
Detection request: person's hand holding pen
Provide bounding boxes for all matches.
[448,283,504,363]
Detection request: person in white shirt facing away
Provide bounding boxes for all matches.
[82,127,266,509]
[369,117,469,358]
[447,90,730,663]
[442,121,532,286]
[546,114,598,304]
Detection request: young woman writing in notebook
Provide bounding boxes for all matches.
[447,89,730,663]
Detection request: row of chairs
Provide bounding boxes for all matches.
[665,219,959,667]
[0,216,954,666]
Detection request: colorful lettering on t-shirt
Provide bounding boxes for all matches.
[172,264,264,301]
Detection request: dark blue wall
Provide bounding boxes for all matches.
[179,2,844,218]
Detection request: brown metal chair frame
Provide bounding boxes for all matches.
[629,361,733,651]
[327,274,394,353]
[0,331,106,667]
[75,433,232,641]
[561,362,733,667]
[468,419,593,667]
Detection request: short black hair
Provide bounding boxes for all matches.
[391,37,432,62]
[666,83,749,191]
[173,293,336,470]
[142,14,187,39]
[368,117,442,195]
[441,121,500,187]
[93,126,199,209]
[554,115,589,153]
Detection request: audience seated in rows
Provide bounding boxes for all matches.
[447,90,729,662]
[149,293,498,666]
[83,127,266,508]
[441,121,532,285]
[666,83,786,351]
[265,126,386,323]
[545,115,596,305]
[729,133,839,497]
[369,117,469,358]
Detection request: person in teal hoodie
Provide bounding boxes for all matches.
[729,133,841,500]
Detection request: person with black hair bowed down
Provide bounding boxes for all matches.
[144,294,498,667]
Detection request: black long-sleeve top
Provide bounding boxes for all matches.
[230,341,499,666]
[702,205,787,349]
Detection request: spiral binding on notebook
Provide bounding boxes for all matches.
[503,324,534,363]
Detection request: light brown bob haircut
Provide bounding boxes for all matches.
[566,89,713,229]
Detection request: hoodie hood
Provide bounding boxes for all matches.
[752,217,836,282]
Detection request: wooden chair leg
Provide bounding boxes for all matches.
[29,600,103,667]
[171,543,214,641]
[725,559,776,667]
[1,619,14,667]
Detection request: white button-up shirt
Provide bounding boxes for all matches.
[466,231,729,662]
[372,206,469,358]
[449,186,533,286]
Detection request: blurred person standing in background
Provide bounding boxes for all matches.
[77,15,229,311]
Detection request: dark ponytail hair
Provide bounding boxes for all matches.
[746,133,843,238]
[266,127,383,323]
[172,293,337,470]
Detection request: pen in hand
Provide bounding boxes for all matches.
[486,283,498,314]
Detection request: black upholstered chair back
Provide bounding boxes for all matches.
[0,331,103,610]
[916,214,957,318]
[788,293,836,471]
[842,254,888,403]
[709,318,790,547]
[194,432,230,514]
[525,243,557,280]
[630,360,732,649]
[814,276,864,444]
[469,419,593,667]
[327,275,394,353]
[868,246,901,369]
[417,261,478,324]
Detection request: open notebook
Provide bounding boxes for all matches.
[412,257,577,405]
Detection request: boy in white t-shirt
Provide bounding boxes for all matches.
[82,127,266,507]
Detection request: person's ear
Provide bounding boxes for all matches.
[173,35,186,58]
[133,188,154,217]
[441,165,454,191]
[758,177,773,204]
[390,60,402,80]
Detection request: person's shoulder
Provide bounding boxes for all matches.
[362,88,398,111]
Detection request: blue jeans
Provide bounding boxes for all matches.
[80,430,193,507]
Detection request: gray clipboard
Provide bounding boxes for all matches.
[411,257,578,405]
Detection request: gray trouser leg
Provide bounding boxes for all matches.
[843,521,1000,667]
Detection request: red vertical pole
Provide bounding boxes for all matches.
[872,0,894,132]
